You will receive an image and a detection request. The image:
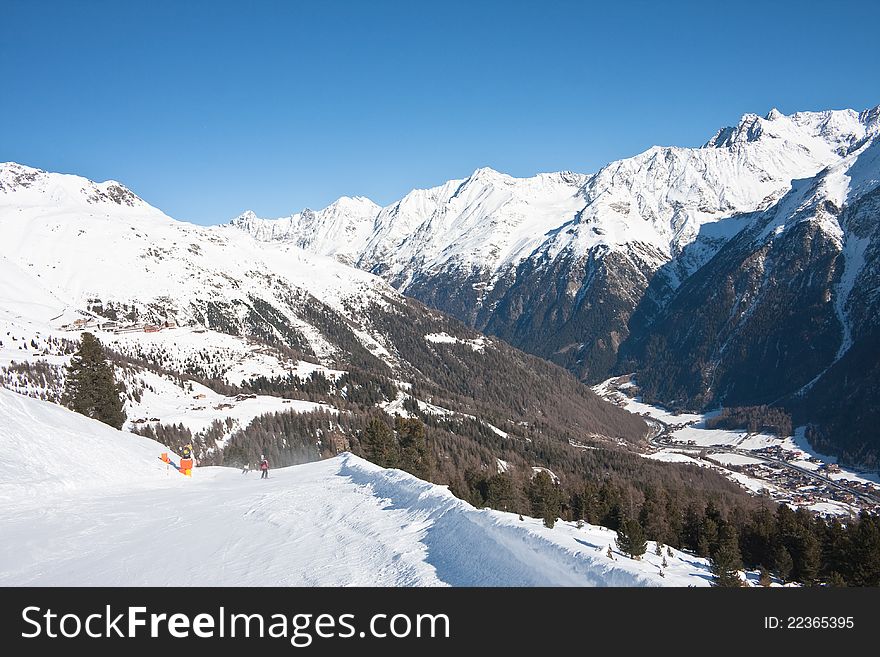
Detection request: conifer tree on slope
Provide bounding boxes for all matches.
[62,332,126,429]
[527,470,562,529]
[362,415,397,468]
[615,514,648,559]
[710,524,744,587]
[395,416,432,480]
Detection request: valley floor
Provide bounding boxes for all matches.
[594,377,880,516]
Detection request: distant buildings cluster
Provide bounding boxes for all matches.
[61,318,177,334]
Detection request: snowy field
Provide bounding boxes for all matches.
[425,332,487,352]
[123,368,332,448]
[705,453,765,467]
[0,388,721,587]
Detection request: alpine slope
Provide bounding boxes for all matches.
[0,388,714,587]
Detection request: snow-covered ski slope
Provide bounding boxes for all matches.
[0,388,715,586]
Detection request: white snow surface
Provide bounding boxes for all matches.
[229,196,382,265]
[0,388,717,586]
[122,368,331,445]
[425,332,487,351]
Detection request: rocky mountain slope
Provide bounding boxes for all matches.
[623,133,880,467]
[232,107,878,380]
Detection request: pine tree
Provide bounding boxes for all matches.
[395,416,431,479]
[639,488,668,546]
[699,516,719,557]
[758,566,772,587]
[793,530,822,586]
[822,517,849,582]
[527,471,562,528]
[710,525,744,587]
[62,332,126,429]
[615,514,648,560]
[849,512,880,586]
[825,572,847,587]
[362,416,397,468]
[773,545,794,584]
[486,473,517,511]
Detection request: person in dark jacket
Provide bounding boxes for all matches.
[259,455,269,479]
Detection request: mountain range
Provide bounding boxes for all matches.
[229,105,880,468]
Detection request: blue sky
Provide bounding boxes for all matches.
[2,0,878,225]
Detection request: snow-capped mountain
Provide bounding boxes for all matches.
[0,161,393,335]
[233,107,878,274]
[624,130,880,467]
[227,105,880,466]
[232,168,591,284]
[230,194,381,265]
[359,169,591,285]
[231,108,879,360]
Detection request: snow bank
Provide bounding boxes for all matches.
[0,388,182,505]
[336,456,711,587]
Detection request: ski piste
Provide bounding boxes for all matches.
[0,387,729,585]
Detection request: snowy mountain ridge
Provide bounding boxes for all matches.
[0,161,150,211]
[230,195,382,265]
[230,106,880,281]
[0,159,651,467]
[230,167,592,284]
[0,159,397,345]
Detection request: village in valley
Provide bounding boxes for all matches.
[595,376,880,518]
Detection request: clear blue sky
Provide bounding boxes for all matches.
[2,0,878,225]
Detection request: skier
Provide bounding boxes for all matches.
[259,454,269,479]
[182,443,193,459]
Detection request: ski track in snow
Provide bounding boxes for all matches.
[0,388,715,587]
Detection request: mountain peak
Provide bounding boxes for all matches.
[467,166,509,183]
[702,106,874,154]
[0,162,46,193]
[702,113,765,148]
[326,194,381,212]
[0,161,146,209]
[230,209,259,224]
